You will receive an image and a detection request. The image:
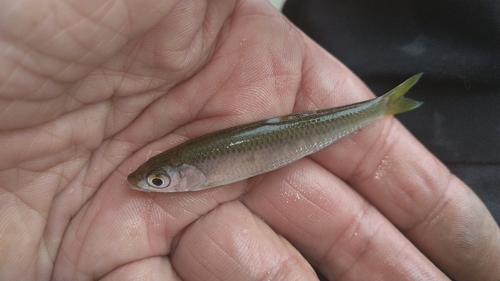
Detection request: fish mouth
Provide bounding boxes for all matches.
[127,173,138,185]
[127,173,144,191]
[128,183,145,191]
[127,174,137,184]
[127,173,154,191]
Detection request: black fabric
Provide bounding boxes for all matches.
[282,0,500,224]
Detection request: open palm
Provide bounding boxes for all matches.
[1,1,499,280]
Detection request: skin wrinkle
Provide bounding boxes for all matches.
[385,185,421,229]
[270,71,298,107]
[152,7,212,71]
[3,3,51,44]
[37,238,52,277]
[16,2,127,89]
[259,179,296,226]
[192,206,296,281]
[170,194,206,215]
[229,73,279,119]
[177,66,239,131]
[28,1,56,46]
[200,3,220,46]
[63,163,94,205]
[32,7,108,80]
[3,169,48,216]
[188,247,219,281]
[295,52,340,112]
[259,255,303,281]
[0,51,63,100]
[104,97,123,140]
[347,118,396,183]
[77,0,122,35]
[24,34,85,75]
[110,198,159,270]
[187,91,227,133]
[152,196,193,230]
[104,22,130,57]
[0,188,39,229]
[183,225,237,279]
[50,59,85,83]
[16,131,42,168]
[358,125,429,220]
[73,205,110,279]
[0,204,42,279]
[73,168,98,206]
[7,162,65,206]
[1,46,31,86]
[56,235,79,280]
[35,78,63,99]
[296,61,318,108]
[121,42,145,76]
[282,241,319,280]
[49,2,113,63]
[405,172,454,233]
[94,138,133,172]
[141,199,168,257]
[282,168,332,219]
[50,163,69,197]
[67,81,104,109]
[379,239,407,278]
[211,232,249,276]
[317,200,372,274]
[1,109,94,170]
[17,202,44,254]
[337,218,386,281]
[164,32,202,66]
[83,152,112,191]
[394,151,452,230]
[45,185,83,263]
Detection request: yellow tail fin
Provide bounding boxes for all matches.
[383,73,423,116]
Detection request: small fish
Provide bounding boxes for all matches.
[128,73,423,192]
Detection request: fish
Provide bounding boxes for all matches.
[128,73,423,192]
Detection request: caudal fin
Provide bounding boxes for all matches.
[383,73,423,116]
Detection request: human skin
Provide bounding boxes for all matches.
[0,0,499,280]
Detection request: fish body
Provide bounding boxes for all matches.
[128,74,423,192]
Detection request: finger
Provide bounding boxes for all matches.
[101,256,181,281]
[171,200,318,281]
[53,174,244,280]
[292,38,500,280]
[242,158,450,280]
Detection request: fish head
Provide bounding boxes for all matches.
[127,164,206,192]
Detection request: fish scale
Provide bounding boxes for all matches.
[128,74,423,192]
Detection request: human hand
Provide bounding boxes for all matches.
[1,0,499,280]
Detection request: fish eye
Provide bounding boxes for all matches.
[146,172,171,189]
